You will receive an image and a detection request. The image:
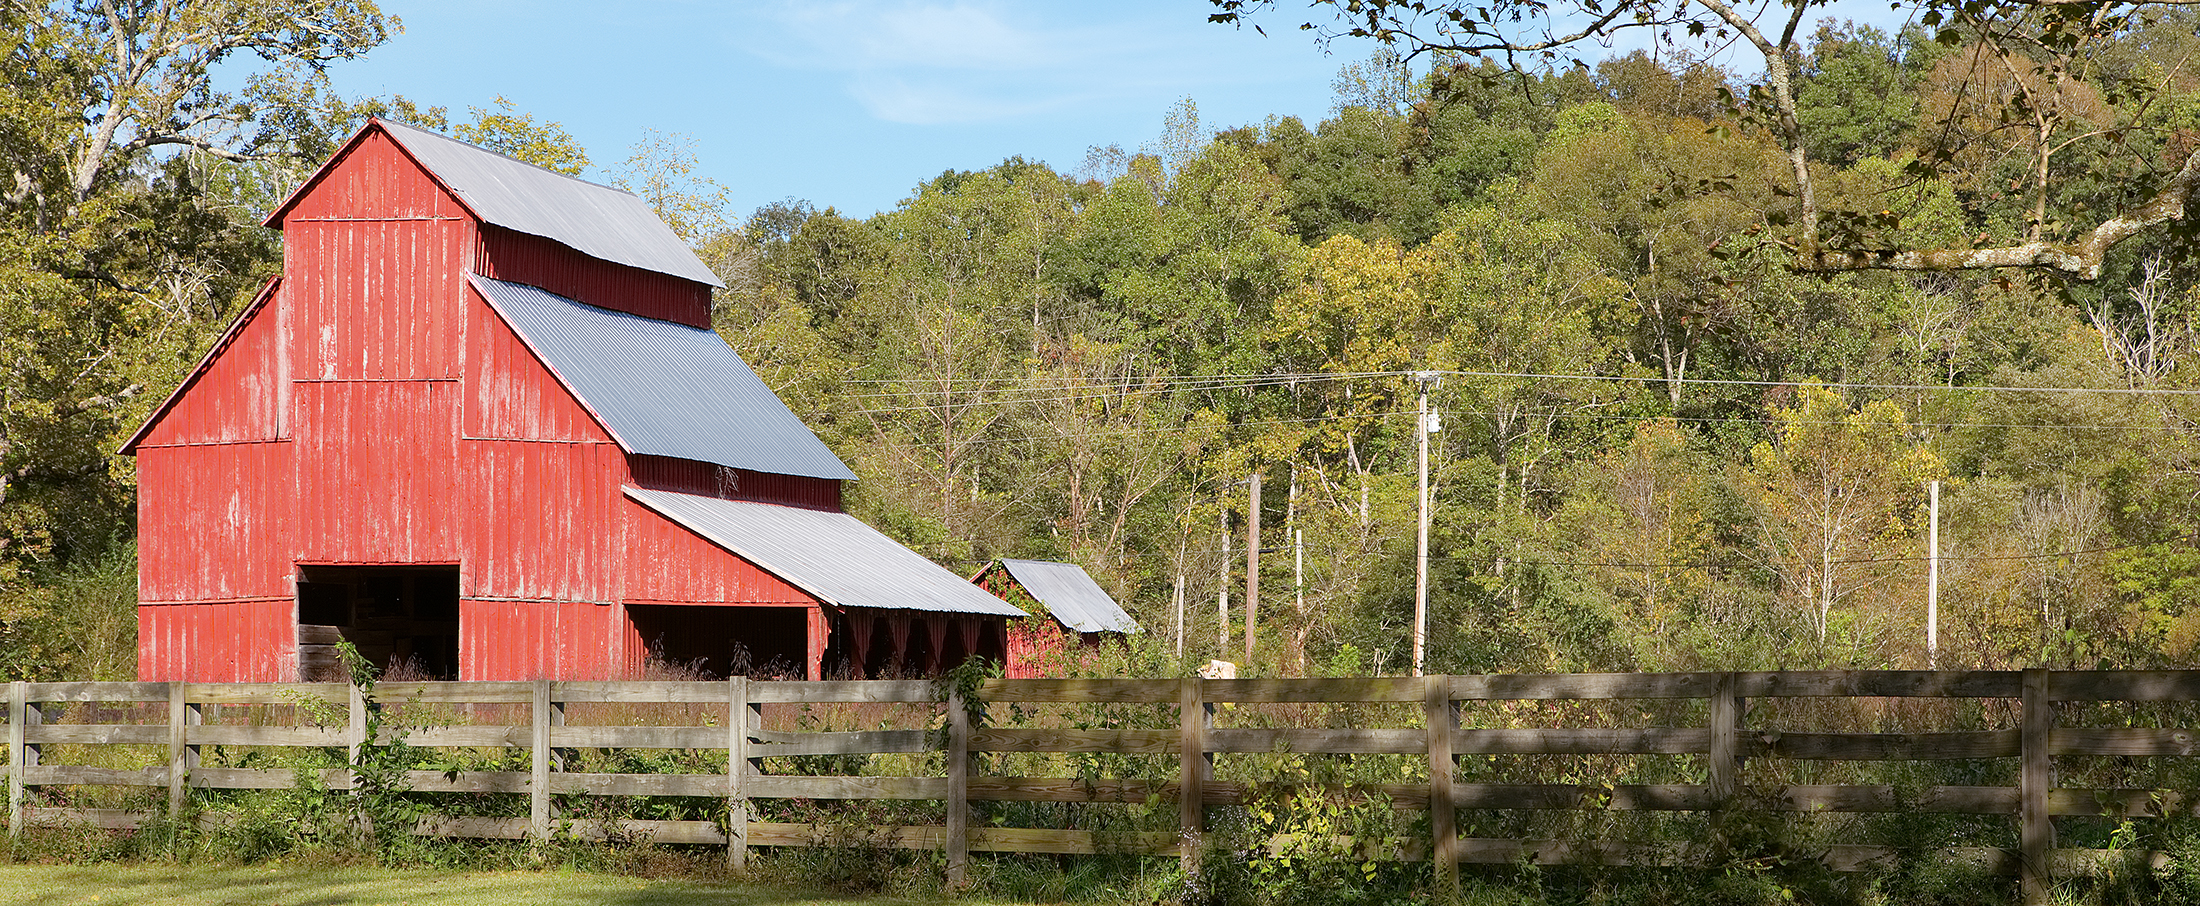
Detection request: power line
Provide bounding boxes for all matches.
[1166,531,2199,571]
[844,398,2200,453]
[836,367,2200,406]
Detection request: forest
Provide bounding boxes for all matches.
[6,0,2200,682]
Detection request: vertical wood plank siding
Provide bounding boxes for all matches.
[137,290,286,445]
[135,441,293,604]
[627,454,843,511]
[136,600,296,681]
[460,599,632,680]
[476,226,711,328]
[292,380,459,564]
[464,286,611,442]
[461,440,623,603]
[282,131,472,221]
[620,497,817,606]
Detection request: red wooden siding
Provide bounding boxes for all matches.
[475,226,712,327]
[137,598,295,682]
[622,497,816,607]
[280,132,471,382]
[283,218,469,381]
[459,599,630,680]
[280,130,472,222]
[137,289,287,446]
[135,441,293,603]
[464,284,610,442]
[461,440,623,603]
[627,454,843,511]
[292,380,459,564]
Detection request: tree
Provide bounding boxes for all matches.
[12,0,391,215]
[1,0,391,671]
[1208,0,2200,280]
[1741,384,1945,646]
[452,96,589,175]
[1562,420,1719,663]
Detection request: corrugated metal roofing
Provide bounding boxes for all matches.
[627,488,1026,617]
[377,119,723,287]
[996,559,1142,634]
[472,274,856,481]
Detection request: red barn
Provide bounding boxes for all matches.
[124,119,1019,682]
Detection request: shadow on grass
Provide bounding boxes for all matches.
[0,864,965,906]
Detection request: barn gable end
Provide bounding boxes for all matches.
[126,278,286,450]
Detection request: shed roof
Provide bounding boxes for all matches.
[472,274,855,481]
[271,119,722,287]
[991,559,1142,634]
[627,488,1025,617]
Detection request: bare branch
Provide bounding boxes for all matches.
[1803,144,2200,279]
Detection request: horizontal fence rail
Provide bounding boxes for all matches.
[5,671,2198,902]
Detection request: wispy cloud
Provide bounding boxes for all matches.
[730,1,1205,125]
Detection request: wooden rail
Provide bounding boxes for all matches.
[5,672,2199,903]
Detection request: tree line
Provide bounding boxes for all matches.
[5,1,2200,679]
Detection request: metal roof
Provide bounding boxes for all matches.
[995,559,1142,634]
[472,274,856,481]
[376,119,722,287]
[626,488,1026,617]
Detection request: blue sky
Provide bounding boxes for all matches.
[323,1,1351,220]
[321,2,1907,223]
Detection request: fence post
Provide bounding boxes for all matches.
[1178,676,1208,873]
[2021,668,2054,906]
[346,680,366,788]
[727,675,750,870]
[531,678,553,841]
[946,689,971,889]
[1708,672,1740,803]
[166,682,201,818]
[1425,675,1458,902]
[6,681,24,835]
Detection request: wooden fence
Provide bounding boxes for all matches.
[8,671,2200,904]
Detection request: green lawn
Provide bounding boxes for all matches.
[0,864,1001,906]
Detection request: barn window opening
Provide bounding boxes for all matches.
[627,605,809,679]
[296,565,460,681]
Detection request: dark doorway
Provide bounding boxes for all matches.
[296,564,461,681]
[627,605,809,678]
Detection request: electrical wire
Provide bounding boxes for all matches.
[1162,531,2200,571]
[836,367,2200,405]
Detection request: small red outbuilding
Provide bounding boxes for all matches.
[125,119,1020,682]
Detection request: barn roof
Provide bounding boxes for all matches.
[627,488,1025,617]
[989,559,1142,634]
[269,119,722,288]
[471,274,855,480]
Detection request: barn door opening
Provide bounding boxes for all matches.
[296,564,460,681]
[627,605,809,678]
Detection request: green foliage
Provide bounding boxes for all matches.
[451,96,590,175]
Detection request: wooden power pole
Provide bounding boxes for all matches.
[1245,471,1261,668]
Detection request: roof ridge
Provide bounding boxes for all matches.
[372,117,639,196]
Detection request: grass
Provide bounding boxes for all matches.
[0,864,1020,906]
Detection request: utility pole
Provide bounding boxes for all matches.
[1294,527,1304,673]
[1218,502,1230,651]
[1173,573,1185,659]
[1412,371,1439,677]
[1928,479,1940,668]
[1245,471,1261,669]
